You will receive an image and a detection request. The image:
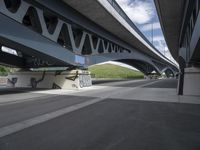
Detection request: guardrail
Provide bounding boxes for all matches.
[107,0,171,61]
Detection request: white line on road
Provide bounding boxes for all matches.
[0,79,157,106]
[0,97,106,138]
[0,79,160,138]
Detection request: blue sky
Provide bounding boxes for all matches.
[115,0,175,62]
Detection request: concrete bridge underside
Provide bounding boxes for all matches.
[0,0,177,84]
[154,0,200,96]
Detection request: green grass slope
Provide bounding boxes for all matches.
[89,64,144,79]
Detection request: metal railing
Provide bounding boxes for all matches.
[107,0,171,61]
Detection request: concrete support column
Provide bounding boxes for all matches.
[7,70,92,90]
[177,69,184,95]
[183,67,200,96]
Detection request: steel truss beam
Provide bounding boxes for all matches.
[0,0,177,74]
[0,0,130,56]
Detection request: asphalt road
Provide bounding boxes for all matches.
[92,79,156,87]
[0,79,200,150]
[0,95,95,128]
[0,87,50,95]
[144,78,178,88]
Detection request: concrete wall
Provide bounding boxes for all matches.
[0,77,7,85]
[183,67,200,96]
[7,70,92,90]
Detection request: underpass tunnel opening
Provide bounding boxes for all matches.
[116,59,160,77]
[164,68,175,78]
[88,61,144,79]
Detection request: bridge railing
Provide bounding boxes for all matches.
[107,0,169,60]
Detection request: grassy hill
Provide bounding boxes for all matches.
[0,65,10,76]
[89,64,144,79]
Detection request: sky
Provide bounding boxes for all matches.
[115,0,176,63]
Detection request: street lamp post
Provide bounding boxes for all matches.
[151,22,154,45]
[161,40,166,56]
[143,22,154,45]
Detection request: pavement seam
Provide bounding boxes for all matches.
[0,79,161,138]
[0,94,59,106]
[139,79,163,87]
[0,80,154,106]
[0,97,106,138]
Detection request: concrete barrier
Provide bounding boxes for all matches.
[183,67,200,96]
[0,77,7,85]
[7,70,92,90]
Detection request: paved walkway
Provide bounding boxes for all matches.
[0,79,199,150]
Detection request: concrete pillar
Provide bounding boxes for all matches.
[177,70,184,95]
[7,70,92,90]
[183,67,200,96]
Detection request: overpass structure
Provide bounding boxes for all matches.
[0,0,178,89]
[155,0,200,96]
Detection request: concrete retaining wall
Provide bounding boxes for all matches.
[7,70,92,90]
[183,67,200,96]
[0,77,7,85]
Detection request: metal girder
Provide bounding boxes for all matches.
[0,0,178,73]
[0,51,25,68]
[0,0,130,56]
[59,0,174,65]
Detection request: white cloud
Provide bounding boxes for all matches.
[152,37,167,53]
[152,35,164,42]
[116,0,155,24]
[115,0,178,65]
[153,38,177,64]
[140,22,161,32]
